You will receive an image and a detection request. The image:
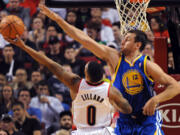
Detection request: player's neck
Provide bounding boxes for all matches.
[86,80,104,86]
[125,51,141,63]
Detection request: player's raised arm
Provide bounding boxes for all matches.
[5,36,81,95]
[38,4,119,72]
[143,60,180,116]
[109,86,132,114]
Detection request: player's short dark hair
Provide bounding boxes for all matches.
[12,101,24,109]
[87,61,104,83]
[128,30,148,52]
[59,111,72,120]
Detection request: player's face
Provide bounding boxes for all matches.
[121,33,137,55]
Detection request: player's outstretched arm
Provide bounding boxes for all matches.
[109,86,132,114]
[143,60,180,116]
[5,36,81,96]
[38,4,119,73]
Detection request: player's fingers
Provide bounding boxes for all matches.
[4,37,14,43]
[143,107,147,115]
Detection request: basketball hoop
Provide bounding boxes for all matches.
[115,0,151,35]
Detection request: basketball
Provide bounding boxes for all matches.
[0,15,25,39]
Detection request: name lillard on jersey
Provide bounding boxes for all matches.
[81,93,104,103]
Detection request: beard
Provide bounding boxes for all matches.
[61,124,72,130]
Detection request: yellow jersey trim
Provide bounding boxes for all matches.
[124,54,142,67]
[112,56,122,84]
[144,56,154,82]
[154,130,157,135]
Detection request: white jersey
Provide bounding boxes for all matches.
[72,79,112,129]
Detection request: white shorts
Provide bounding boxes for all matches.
[71,127,115,135]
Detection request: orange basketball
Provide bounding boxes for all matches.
[130,0,149,3]
[0,15,25,39]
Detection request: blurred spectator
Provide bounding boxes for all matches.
[0,10,9,49]
[0,85,16,116]
[9,89,42,122]
[1,114,24,135]
[28,17,46,50]
[19,0,40,17]
[12,68,32,94]
[142,40,154,61]
[0,129,9,135]
[5,0,30,29]
[0,10,8,22]
[0,74,6,91]
[62,45,85,77]
[168,51,175,74]
[29,70,43,97]
[75,8,91,30]
[150,16,171,44]
[0,45,22,82]
[89,8,114,42]
[61,11,81,48]
[43,25,59,52]
[0,1,7,11]
[106,42,118,50]
[145,30,155,42]
[30,80,64,129]
[46,36,64,63]
[101,8,119,24]
[49,8,67,19]
[50,111,72,135]
[12,101,41,135]
[79,20,101,60]
[48,64,72,107]
[112,22,122,50]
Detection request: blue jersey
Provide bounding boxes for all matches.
[113,54,154,116]
[113,54,164,135]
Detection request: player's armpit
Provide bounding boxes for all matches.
[109,86,132,114]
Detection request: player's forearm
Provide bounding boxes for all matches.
[155,83,180,103]
[54,16,106,60]
[115,99,132,114]
[56,18,92,47]
[22,45,54,68]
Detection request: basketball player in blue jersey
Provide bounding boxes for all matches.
[38,4,180,135]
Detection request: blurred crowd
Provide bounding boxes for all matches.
[0,0,179,135]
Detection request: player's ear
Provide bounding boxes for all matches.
[136,42,142,50]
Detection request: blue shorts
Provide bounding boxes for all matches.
[115,112,164,135]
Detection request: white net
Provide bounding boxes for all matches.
[115,0,151,35]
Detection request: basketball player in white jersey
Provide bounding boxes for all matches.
[5,35,132,135]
